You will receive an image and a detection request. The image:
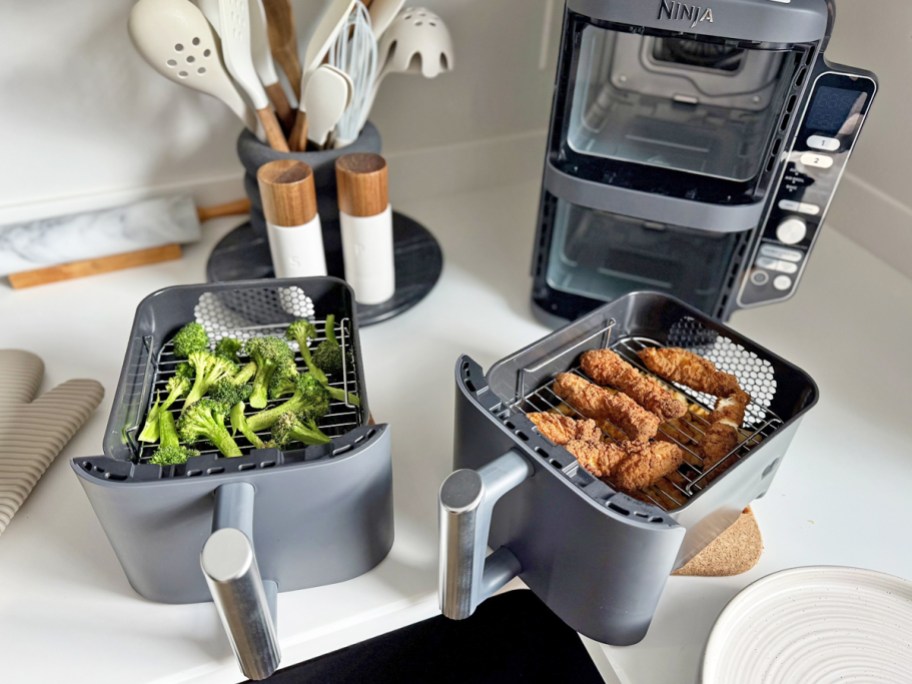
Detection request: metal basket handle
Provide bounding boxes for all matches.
[438,451,533,620]
[201,483,281,680]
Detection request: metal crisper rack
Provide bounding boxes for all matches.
[494,317,785,513]
[130,316,363,463]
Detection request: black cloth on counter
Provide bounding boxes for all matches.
[253,589,605,683]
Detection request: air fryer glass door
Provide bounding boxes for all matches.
[553,16,811,203]
[544,195,748,315]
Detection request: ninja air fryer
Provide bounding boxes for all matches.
[531,0,876,324]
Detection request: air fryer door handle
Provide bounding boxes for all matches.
[201,482,281,681]
[438,450,533,620]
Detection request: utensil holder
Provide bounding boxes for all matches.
[237,122,382,236]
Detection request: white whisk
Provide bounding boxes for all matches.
[329,1,378,148]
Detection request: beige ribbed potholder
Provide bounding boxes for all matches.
[0,350,104,535]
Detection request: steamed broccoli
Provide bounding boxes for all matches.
[138,372,194,442]
[272,412,331,447]
[313,314,343,375]
[233,361,258,385]
[247,373,331,432]
[150,410,200,465]
[230,402,265,449]
[214,337,243,362]
[268,357,299,399]
[173,322,210,358]
[184,351,237,406]
[178,399,242,457]
[246,336,295,409]
[138,393,162,443]
[208,378,252,407]
[285,319,361,407]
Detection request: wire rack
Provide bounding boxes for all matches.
[506,335,784,512]
[128,317,364,464]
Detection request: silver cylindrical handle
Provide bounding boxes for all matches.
[438,450,532,620]
[202,483,281,681]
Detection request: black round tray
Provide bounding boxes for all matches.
[207,212,443,326]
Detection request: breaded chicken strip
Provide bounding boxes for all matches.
[581,349,687,421]
[701,389,751,472]
[638,348,740,397]
[612,442,685,492]
[552,373,660,442]
[528,412,602,445]
[564,440,628,478]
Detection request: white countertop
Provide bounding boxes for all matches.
[1,181,910,684]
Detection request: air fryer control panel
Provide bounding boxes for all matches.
[737,70,876,309]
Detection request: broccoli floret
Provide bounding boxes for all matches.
[233,361,258,385]
[208,378,252,407]
[172,322,210,358]
[215,337,243,362]
[178,399,242,457]
[268,357,299,399]
[230,402,265,449]
[176,362,194,380]
[313,314,343,375]
[272,412,331,447]
[138,392,162,443]
[246,337,294,409]
[286,319,361,407]
[150,411,200,465]
[247,373,331,432]
[184,351,237,406]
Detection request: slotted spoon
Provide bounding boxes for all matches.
[128,0,258,135]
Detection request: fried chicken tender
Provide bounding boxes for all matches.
[564,440,628,478]
[701,389,751,472]
[552,373,660,442]
[612,442,685,492]
[581,349,687,421]
[638,347,740,397]
[528,412,602,445]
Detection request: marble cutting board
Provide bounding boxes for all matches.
[0,195,201,275]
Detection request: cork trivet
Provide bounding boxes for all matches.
[673,507,763,577]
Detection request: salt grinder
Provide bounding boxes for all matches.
[335,153,395,305]
[257,159,327,278]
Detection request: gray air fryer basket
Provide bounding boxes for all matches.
[439,292,818,645]
[72,278,393,680]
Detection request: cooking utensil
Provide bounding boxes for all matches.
[438,292,818,645]
[329,1,378,148]
[702,567,912,683]
[353,7,453,133]
[367,0,405,38]
[0,350,103,535]
[248,0,295,130]
[128,0,258,134]
[289,0,357,151]
[263,0,303,100]
[73,278,392,681]
[217,0,289,151]
[304,64,353,149]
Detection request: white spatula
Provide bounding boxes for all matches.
[304,64,353,149]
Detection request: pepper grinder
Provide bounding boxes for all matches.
[335,153,395,305]
[257,159,327,278]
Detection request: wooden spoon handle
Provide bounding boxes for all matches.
[288,110,309,152]
[256,108,290,152]
[265,82,295,133]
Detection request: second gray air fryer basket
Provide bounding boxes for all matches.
[440,292,818,645]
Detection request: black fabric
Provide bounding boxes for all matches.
[255,590,604,683]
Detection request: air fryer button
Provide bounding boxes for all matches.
[799,153,835,169]
[756,257,799,274]
[776,218,808,245]
[750,270,770,286]
[760,245,803,262]
[773,276,793,292]
[778,199,820,216]
[807,135,840,152]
